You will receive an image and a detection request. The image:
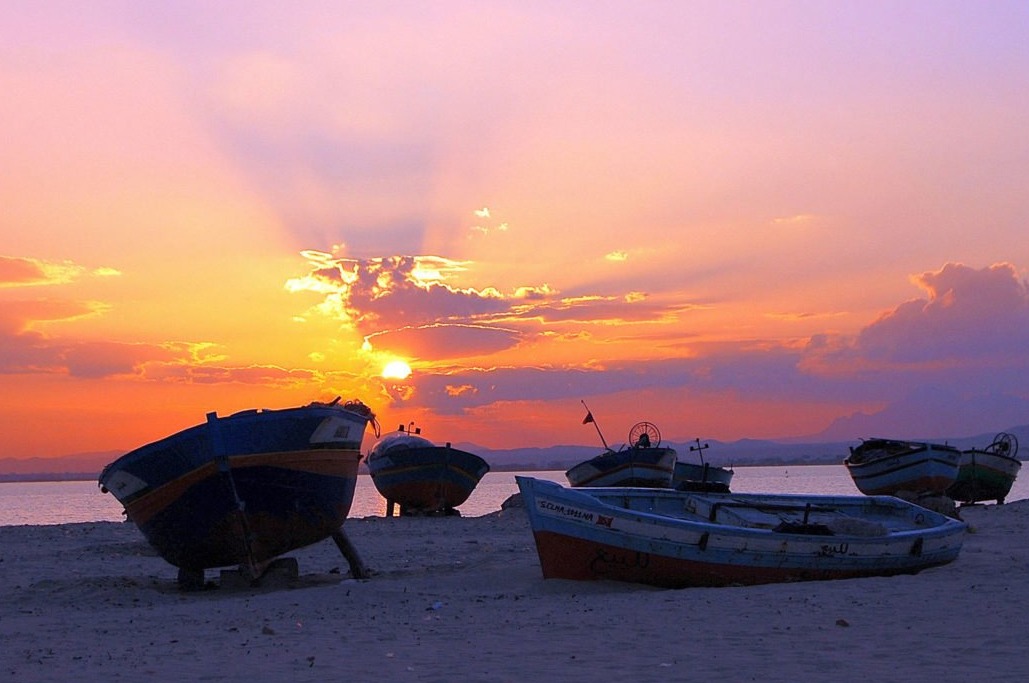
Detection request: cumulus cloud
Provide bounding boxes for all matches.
[849,262,1029,366]
[799,262,1029,374]
[287,249,698,360]
[288,251,506,327]
[367,261,1029,440]
[284,249,1029,439]
[286,250,523,358]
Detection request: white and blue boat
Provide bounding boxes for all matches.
[565,419,676,488]
[844,438,961,496]
[516,476,966,588]
[366,423,490,516]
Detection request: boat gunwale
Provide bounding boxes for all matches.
[519,477,967,542]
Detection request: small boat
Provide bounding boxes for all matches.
[844,438,961,496]
[365,423,490,516]
[99,398,379,587]
[673,438,733,492]
[516,476,967,588]
[565,419,676,488]
[947,432,1021,505]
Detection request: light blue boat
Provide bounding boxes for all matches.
[517,476,966,588]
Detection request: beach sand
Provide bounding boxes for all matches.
[1,500,1027,683]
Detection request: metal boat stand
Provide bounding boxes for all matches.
[176,557,302,591]
[331,528,370,579]
[174,527,369,590]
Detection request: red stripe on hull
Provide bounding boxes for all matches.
[531,530,932,588]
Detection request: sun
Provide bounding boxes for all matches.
[381,360,412,380]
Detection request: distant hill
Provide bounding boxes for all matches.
[0,451,122,482]
[466,424,1029,471]
[3,424,1026,481]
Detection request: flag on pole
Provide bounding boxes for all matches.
[582,411,594,425]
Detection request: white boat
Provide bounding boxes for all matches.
[517,476,967,588]
[844,438,961,496]
[565,420,675,488]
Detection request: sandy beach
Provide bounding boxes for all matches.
[2,500,1027,683]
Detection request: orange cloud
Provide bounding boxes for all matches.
[0,256,84,288]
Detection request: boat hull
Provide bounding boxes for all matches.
[565,447,676,488]
[673,461,733,492]
[517,476,966,588]
[367,445,490,514]
[947,450,1021,504]
[844,440,961,496]
[99,401,375,571]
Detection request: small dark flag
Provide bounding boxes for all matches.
[582,411,594,425]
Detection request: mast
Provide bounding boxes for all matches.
[581,400,609,450]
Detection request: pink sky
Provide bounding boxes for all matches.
[2,1,1029,458]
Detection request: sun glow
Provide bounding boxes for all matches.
[381,360,412,380]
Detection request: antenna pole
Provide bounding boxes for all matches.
[690,437,709,465]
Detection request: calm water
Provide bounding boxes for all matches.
[2,465,1026,527]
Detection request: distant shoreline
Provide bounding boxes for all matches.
[0,460,853,484]
[0,473,101,483]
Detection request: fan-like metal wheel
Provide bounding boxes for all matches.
[629,421,661,448]
[990,432,1019,458]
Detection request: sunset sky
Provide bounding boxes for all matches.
[3,1,1029,459]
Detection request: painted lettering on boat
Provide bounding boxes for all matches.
[538,500,595,522]
[589,547,651,575]
[818,542,849,557]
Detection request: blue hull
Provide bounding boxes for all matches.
[367,446,490,514]
[99,400,376,571]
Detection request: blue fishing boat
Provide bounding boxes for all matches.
[366,423,490,516]
[517,476,966,588]
[99,398,379,587]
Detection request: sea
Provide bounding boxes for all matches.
[2,464,1026,527]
